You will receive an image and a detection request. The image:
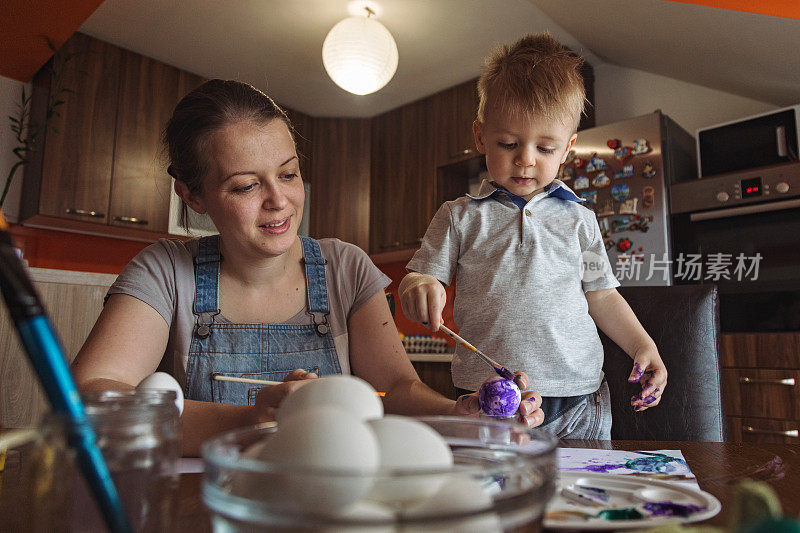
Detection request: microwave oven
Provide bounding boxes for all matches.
[696,104,800,179]
[167,182,311,237]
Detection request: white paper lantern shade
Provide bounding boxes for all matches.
[322,16,398,95]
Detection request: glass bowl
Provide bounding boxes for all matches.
[202,415,557,531]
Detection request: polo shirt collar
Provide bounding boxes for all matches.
[466,178,585,209]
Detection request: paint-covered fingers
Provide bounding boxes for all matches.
[629,350,667,411]
[513,371,529,391]
[518,390,545,427]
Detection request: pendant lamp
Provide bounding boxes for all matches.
[322,6,398,95]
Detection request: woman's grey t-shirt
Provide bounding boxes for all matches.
[107,238,391,388]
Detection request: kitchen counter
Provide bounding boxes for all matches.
[407,352,453,363]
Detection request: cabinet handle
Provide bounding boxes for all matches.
[739,377,796,386]
[66,208,104,218]
[113,215,148,225]
[450,148,474,159]
[743,426,799,438]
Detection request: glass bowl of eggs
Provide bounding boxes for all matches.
[201,376,557,532]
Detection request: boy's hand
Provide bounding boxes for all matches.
[399,272,447,331]
[453,372,545,428]
[628,348,667,411]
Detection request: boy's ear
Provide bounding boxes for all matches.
[174,179,207,215]
[560,133,578,165]
[473,120,486,154]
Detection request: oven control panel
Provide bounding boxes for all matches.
[671,162,800,214]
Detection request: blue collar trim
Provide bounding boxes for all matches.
[466,179,584,210]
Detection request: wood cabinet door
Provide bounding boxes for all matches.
[108,51,182,233]
[434,79,479,166]
[309,118,371,252]
[39,33,120,224]
[369,99,437,253]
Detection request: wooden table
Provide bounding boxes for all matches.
[173,440,799,531]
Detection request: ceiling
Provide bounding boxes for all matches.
[79,0,799,119]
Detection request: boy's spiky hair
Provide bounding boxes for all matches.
[477,32,586,131]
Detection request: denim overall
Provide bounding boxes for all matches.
[185,235,341,405]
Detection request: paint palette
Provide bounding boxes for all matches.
[544,471,721,530]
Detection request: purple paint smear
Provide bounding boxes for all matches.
[643,501,705,517]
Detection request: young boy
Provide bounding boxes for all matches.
[399,33,667,439]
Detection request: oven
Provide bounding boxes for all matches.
[670,162,800,332]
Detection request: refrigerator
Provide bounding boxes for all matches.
[563,111,696,286]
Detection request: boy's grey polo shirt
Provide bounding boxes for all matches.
[407,179,619,396]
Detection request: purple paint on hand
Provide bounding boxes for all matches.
[478,376,521,418]
[629,362,644,383]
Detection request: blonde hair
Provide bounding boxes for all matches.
[477,32,586,131]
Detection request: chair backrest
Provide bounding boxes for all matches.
[600,284,725,442]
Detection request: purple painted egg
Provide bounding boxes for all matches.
[478,377,521,419]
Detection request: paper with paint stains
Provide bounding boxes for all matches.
[557,449,695,481]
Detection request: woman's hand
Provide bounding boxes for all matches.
[453,372,545,428]
[399,272,447,331]
[628,347,667,411]
[251,369,318,424]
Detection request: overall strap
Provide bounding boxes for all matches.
[300,237,331,335]
[193,235,221,337]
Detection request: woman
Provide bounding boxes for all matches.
[71,80,544,455]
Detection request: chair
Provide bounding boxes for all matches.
[600,284,726,442]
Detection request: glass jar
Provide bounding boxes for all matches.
[71,389,181,532]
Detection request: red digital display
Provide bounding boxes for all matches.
[741,177,763,198]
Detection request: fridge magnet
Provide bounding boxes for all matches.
[598,218,611,233]
[611,184,630,202]
[580,191,597,204]
[573,157,586,168]
[619,197,639,215]
[614,146,633,161]
[617,238,633,252]
[596,200,615,217]
[642,161,657,178]
[612,217,632,233]
[613,165,635,180]
[560,166,575,180]
[592,172,610,188]
[632,138,651,155]
[585,155,608,172]
[642,186,655,208]
[603,233,615,251]
[606,139,621,150]
[574,176,590,190]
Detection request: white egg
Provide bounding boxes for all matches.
[367,416,453,504]
[276,375,383,423]
[137,372,184,415]
[401,475,501,532]
[266,407,380,514]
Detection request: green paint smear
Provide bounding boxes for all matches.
[597,508,645,521]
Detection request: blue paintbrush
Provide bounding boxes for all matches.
[0,211,132,532]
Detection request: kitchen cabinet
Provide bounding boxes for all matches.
[24,33,121,227]
[309,118,371,252]
[721,332,800,443]
[369,97,438,254]
[432,79,479,166]
[21,33,206,238]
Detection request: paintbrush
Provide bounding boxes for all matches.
[212,374,386,396]
[0,210,132,532]
[437,324,516,381]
